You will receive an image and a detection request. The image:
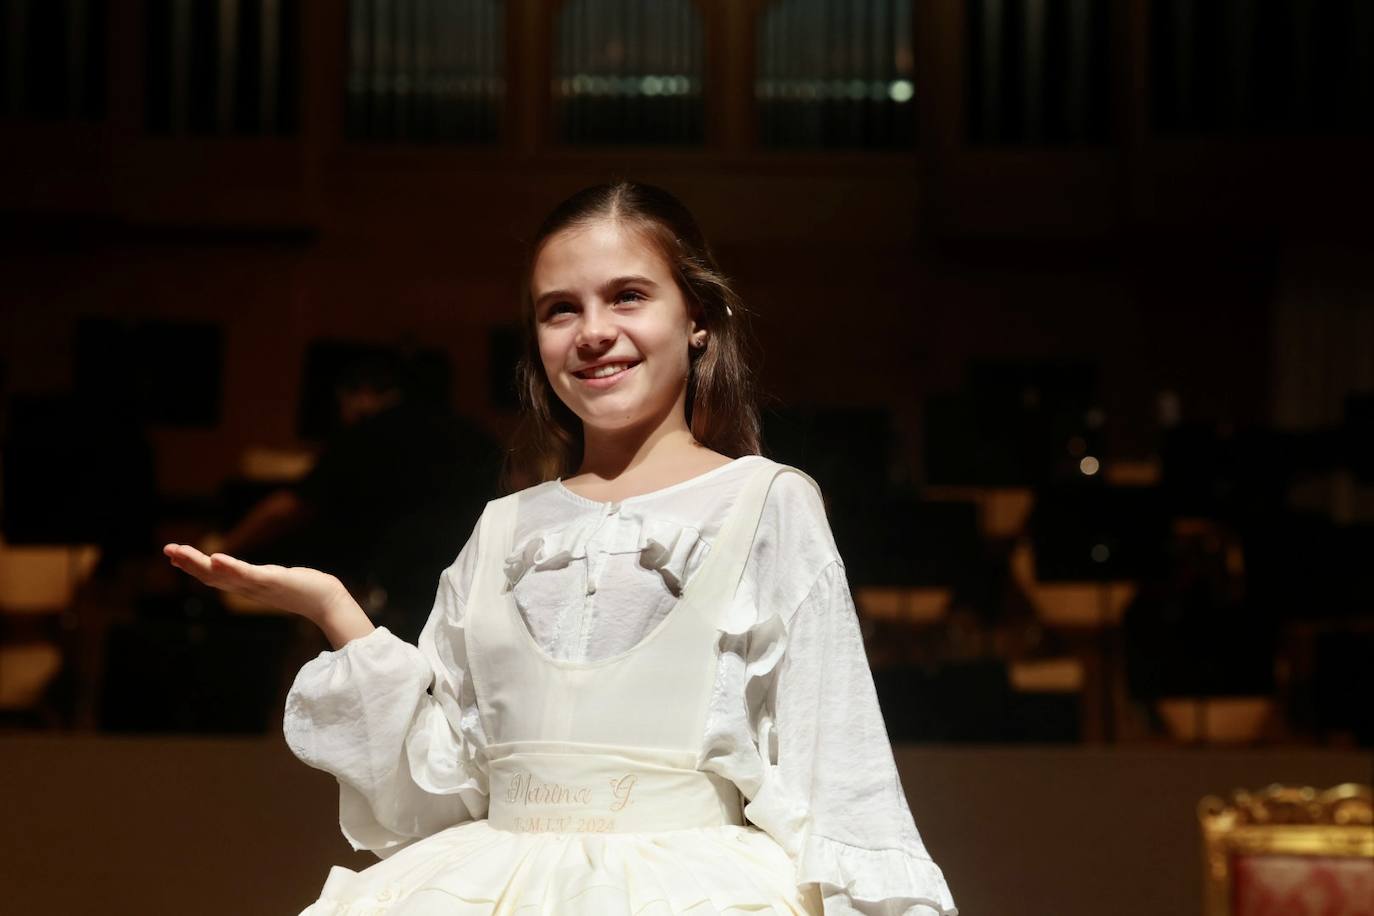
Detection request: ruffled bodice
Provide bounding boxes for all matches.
[284,456,957,915]
[502,506,709,597]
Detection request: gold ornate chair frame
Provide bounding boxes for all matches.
[1198,783,1373,916]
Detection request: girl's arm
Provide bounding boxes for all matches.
[772,562,957,915]
[282,526,488,858]
[733,471,957,915]
[315,596,376,649]
[166,520,487,857]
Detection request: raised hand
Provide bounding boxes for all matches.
[162,543,354,625]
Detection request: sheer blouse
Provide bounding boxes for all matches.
[283,455,957,915]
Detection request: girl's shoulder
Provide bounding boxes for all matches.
[754,463,838,552]
[736,462,843,629]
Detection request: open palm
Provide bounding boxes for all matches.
[163,543,350,623]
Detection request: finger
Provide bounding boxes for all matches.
[170,543,215,573]
[170,546,253,590]
[164,543,198,568]
[164,543,194,562]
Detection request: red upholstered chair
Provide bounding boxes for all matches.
[1198,783,1373,916]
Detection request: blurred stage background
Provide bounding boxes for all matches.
[1,1,1371,914]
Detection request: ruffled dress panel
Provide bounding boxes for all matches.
[299,820,821,915]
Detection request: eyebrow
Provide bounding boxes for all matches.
[534,274,660,310]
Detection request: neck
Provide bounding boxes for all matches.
[577,392,701,480]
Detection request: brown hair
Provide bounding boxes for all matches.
[503,181,762,491]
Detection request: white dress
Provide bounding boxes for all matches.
[284,456,957,916]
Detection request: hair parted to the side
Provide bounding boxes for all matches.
[502,180,762,492]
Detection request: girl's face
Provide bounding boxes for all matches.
[532,220,705,437]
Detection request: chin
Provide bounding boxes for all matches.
[555,379,683,433]
[575,411,646,433]
[572,398,667,431]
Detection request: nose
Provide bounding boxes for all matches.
[575,302,618,350]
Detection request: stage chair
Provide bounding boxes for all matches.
[0,540,100,724]
[1158,697,1274,745]
[854,586,951,624]
[1198,783,1373,916]
[1009,539,1136,627]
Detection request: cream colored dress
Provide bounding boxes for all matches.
[287,458,957,916]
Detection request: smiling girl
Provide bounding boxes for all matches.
[165,182,956,915]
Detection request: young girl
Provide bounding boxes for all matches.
[165,181,957,915]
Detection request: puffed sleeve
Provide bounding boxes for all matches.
[282,522,489,859]
[777,562,957,915]
[722,472,956,915]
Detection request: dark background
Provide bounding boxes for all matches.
[2,0,1372,748]
[3,3,1373,915]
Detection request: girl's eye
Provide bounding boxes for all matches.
[616,290,645,304]
[545,302,574,318]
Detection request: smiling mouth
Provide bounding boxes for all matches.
[574,361,641,380]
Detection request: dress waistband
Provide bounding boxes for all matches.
[485,742,744,835]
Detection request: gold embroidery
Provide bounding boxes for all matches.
[609,773,638,811]
[514,816,615,834]
[504,771,594,807]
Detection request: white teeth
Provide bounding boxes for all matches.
[582,362,633,379]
